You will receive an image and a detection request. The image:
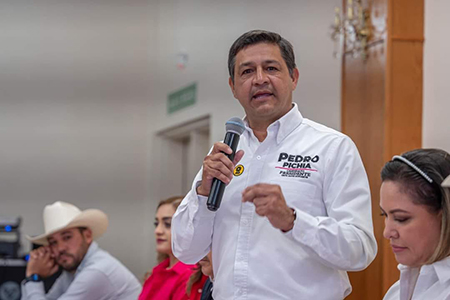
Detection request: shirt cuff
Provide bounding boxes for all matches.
[191,181,216,219]
[282,208,319,246]
[22,281,45,298]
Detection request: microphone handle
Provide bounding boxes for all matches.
[206,132,240,211]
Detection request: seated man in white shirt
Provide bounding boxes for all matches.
[21,201,141,300]
[171,30,378,300]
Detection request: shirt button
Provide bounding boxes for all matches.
[256,155,261,160]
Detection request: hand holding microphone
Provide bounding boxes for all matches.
[196,117,245,211]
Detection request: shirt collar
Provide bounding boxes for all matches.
[431,256,450,283]
[75,241,98,275]
[243,103,304,145]
[397,256,450,284]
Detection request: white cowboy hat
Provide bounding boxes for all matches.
[27,201,108,245]
[443,175,450,187]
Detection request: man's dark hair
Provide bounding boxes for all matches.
[228,30,297,83]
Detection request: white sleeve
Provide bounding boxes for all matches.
[21,274,67,300]
[284,136,377,271]
[171,169,217,264]
[21,270,114,300]
[58,269,114,300]
[22,281,53,300]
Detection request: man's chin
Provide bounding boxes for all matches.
[248,105,278,120]
[58,260,79,272]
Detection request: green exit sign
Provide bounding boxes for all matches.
[167,83,197,114]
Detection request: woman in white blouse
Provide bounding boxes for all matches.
[380,148,450,300]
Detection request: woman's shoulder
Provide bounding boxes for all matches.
[173,261,196,275]
[383,280,400,300]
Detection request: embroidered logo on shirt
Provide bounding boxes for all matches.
[275,152,319,178]
[233,164,244,176]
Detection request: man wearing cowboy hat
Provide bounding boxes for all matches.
[21,201,141,300]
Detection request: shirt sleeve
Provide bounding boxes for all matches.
[283,136,377,271]
[172,171,217,264]
[21,273,67,300]
[21,269,115,300]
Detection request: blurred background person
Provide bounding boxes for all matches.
[186,252,213,300]
[139,196,195,300]
[380,149,450,300]
[198,252,214,300]
[21,201,141,300]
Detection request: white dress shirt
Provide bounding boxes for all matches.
[384,256,450,300]
[172,104,377,300]
[21,242,141,300]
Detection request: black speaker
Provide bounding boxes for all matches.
[0,259,26,300]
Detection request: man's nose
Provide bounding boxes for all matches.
[57,242,67,253]
[253,67,268,85]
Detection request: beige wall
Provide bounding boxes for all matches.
[423,0,450,151]
[0,0,154,277]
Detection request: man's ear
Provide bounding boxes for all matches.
[229,77,237,99]
[291,68,299,90]
[82,228,93,244]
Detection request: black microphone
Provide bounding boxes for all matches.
[207,117,245,211]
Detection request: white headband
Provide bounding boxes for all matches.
[392,155,433,184]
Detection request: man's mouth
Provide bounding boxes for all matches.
[58,254,73,261]
[252,91,273,100]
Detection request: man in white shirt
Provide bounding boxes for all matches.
[172,30,377,300]
[21,201,141,300]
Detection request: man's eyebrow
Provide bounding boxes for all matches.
[238,60,282,69]
[162,217,172,222]
[238,62,255,69]
[263,60,281,65]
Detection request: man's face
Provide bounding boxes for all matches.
[47,227,93,272]
[229,42,299,128]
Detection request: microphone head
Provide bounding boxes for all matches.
[226,117,245,135]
